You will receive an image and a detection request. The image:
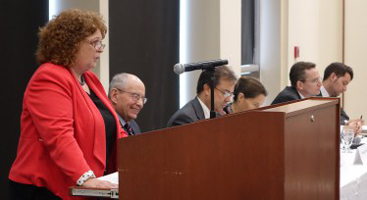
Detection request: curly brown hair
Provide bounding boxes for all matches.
[36,9,107,66]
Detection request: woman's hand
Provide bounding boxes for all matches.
[82,178,118,188]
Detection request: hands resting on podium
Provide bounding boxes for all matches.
[83,178,118,188]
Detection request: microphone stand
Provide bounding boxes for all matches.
[207,67,216,119]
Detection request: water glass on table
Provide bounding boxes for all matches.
[341,127,355,153]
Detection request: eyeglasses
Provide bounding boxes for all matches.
[85,40,106,51]
[304,77,322,85]
[215,87,233,98]
[116,88,147,104]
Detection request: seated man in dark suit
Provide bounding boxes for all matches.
[320,62,363,128]
[167,66,237,127]
[109,73,146,135]
[272,61,322,105]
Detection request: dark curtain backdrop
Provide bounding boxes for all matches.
[109,0,179,132]
[1,1,48,199]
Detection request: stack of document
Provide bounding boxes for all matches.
[69,172,119,199]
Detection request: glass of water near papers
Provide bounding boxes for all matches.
[341,127,355,153]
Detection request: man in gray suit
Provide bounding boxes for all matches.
[271,61,322,105]
[167,66,237,127]
[109,73,146,135]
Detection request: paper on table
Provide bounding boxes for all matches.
[360,125,367,135]
[97,172,118,185]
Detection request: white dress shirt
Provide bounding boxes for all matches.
[297,91,306,99]
[197,97,210,119]
[320,86,330,97]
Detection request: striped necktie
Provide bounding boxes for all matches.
[124,122,134,136]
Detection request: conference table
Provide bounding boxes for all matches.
[340,139,367,200]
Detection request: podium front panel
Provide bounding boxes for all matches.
[118,98,339,200]
[119,112,285,200]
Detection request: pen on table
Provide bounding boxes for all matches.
[361,115,364,126]
[359,115,363,131]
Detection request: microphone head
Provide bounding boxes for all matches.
[173,63,185,75]
[220,59,229,66]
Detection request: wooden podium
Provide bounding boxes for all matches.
[118,98,340,200]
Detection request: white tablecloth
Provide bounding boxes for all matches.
[340,143,367,200]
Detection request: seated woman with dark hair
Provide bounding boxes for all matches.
[225,77,267,113]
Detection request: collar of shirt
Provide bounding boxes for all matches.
[117,114,127,127]
[320,86,330,97]
[197,97,210,119]
[297,90,306,99]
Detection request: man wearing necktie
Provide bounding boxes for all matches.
[109,73,147,135]
[123,122,134,136]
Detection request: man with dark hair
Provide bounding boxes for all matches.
[320,62,361,125]
[321,62,353,98]
[167,66,237,127]
[272,61,322,105]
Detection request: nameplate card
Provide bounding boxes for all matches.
[354,143,367,165]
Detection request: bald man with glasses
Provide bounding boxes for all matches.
[167,66,237,127]
[272,61,322,105]
[109,73,147,135]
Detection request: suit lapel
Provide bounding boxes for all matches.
[130,120,141,134]
[289,86,302,99]
[192,98,205,120]
[82,73,107,168]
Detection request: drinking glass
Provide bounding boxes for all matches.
[341,127,355,153]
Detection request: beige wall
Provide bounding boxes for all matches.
[99,1,109,92]
[220,0,241,76]
[285,0,365,120]
[344,0,367,119]
[259,0,284,106]
[287,0,343,75]
[183,0,342,107]
[259,0,343,106]
[179,0,221,107]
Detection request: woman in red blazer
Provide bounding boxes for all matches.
[8,9,127,199]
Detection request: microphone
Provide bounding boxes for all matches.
[173,59,228,75]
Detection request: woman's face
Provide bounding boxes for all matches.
[240,94,265,111]
[72,29,104,73]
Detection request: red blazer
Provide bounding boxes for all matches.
[9,63,127,199]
